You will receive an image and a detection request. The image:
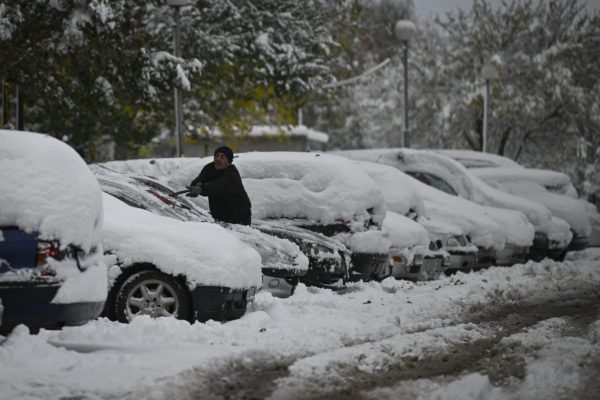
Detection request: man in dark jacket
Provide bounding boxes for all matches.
[187,146,252,225]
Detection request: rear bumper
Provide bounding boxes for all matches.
[190,286,254,323]
[475,247,497,269]
[391,255,444,281]
[300,252,348,287]
[528,232,549,262]
[0,281,104,334]
[262,273,298,298]
[349,252,390,282]
[446,252,477,273]
[567,233,589,251]
[496,244,529,266]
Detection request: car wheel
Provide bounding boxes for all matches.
[115,270,191,323]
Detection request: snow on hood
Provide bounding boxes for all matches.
[101,193,262,289]
[0,130,103,251]
[335,148,548,239]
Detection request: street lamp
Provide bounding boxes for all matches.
[167,0,189,157]
[394,19,416,148]
[481,62,498,153]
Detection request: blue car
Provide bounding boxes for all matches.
[0,130,107,335]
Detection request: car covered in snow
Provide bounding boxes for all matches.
[351,160,478,274]
[103,153,391,282]
[438,149,592,255]
[335,148,553,265]
[381,211,448,281]
[90,163,348,291]
[91,164,309,298]
[100,193,262,323]
[0,130,107,334]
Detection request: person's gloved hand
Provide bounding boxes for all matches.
[186,184,203,197]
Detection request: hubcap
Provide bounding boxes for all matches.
[125,279,179,321]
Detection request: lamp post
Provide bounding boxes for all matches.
[167,0,189,157]
[394,20,416,148]
[481,62,498,153]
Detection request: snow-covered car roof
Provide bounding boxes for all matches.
[334,148,556,240]
[101,193,263,289]
[91,165,308,273]
[0,130,103,251]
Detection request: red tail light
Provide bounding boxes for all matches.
[37,241,60,266]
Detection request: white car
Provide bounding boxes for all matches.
[334,149,536,267]
[438,149,592,254]
[1,130,107,334]
[100,193,262,323]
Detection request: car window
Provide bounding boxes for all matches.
[406,171,458,196]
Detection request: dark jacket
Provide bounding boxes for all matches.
[190,162,252,225]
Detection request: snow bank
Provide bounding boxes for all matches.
[1,249,600,399]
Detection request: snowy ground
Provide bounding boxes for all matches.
[1,249,600,400]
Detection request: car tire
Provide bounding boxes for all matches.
[114,270,191,323]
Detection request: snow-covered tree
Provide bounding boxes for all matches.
[0,0,342,159]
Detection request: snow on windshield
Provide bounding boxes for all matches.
[101,193,262,289]
[0,130,103,251]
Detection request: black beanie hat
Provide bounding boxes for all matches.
[214,146,234,163]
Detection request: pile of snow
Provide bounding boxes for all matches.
[381,211,430,250]
[101,193,262,289]
[1,249,599,399]
[0,130,103,251]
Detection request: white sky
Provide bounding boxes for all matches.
[415,0,600,19]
